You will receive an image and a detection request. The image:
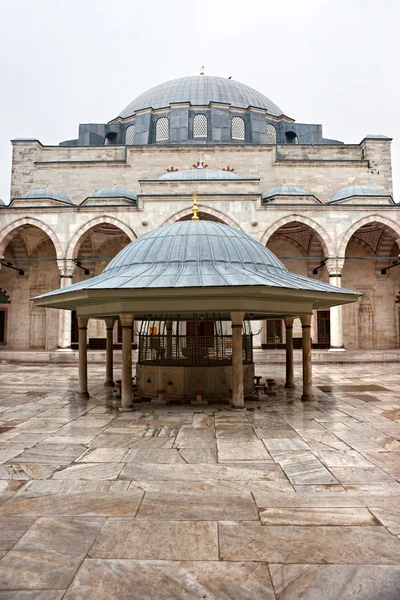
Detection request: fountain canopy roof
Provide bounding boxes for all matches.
[34,220,359,318]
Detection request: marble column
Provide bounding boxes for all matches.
[300,314,314,401]
[104,318,115,386]
[326,258,345,351]
[284,317,295,389]
[231,311,245,408]
[120,314,134,411]
[56,260,76,351]
[77,316,89,398]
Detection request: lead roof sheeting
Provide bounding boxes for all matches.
[118,76,284,118]
[329,185,388,203]
[35,220,358,300]
[22,188,72,204]
[263,185,311,198]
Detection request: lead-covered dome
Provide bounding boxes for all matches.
[119,76,284,119]
[39,221,356,297]
[329,185,389,203]
[89,187,138,202]
[22,189,72,204]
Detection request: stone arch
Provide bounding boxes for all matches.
[163,205,243,230]
[339,215,400,258]
[261,215,335,257]
[0,217,63,259]
[65,216,137,260]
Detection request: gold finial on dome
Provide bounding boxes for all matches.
[200,66,205,76]
[192,193,199,221]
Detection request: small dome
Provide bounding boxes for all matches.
[158,169,242,181]
[89,187,137,202]
[22,189,72,204]
[263,185,311,199]
[329,185,388,203]
[119,76,284,118]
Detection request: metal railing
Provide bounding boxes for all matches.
[138,333,253,366]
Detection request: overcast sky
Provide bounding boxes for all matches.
[0,0,399,203]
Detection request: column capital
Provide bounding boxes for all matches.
[300,314,312,327]
[120,313,134,328]
[77,316,89,329]
[104,317,116,330]
[284,317,294,328]
[325,257,345,277]
[57,259,76,278]
[230,311,245,326]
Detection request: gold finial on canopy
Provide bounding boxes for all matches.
[200,66,205,76]
[192,193,199,221]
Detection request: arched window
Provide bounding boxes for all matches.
[193,114,207,138]
[156,117,169,141]
[232,117,245,141]
[285,131,298,144]
[266,123,277,144]
[125,124,135,145]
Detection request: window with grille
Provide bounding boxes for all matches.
[266,320,283,344]
[193,114,207,138]
[317,311,330,345]
[232,116,245,140]
[266,123,277,144]
[125,124,135,145]
[156,117,169,141]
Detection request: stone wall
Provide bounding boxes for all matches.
[1,137,399,351]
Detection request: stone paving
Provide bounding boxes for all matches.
[0,363,400,598]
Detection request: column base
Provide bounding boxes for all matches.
[104,380,114,387]
[301,394,315,402]
[76,391,89,398]
[328,347,346,352]
[119,405,134,412]
[56,348,73,352]
[284,382,295,389]
[231,404,246,410]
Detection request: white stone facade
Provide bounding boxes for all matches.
[1,137,399,351]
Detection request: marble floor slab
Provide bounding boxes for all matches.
[217,441,272,461]
[89,519,218,560]
[63,559,276,600]
[1,363,400,597]
[220,524,400,563]
[136,491,258,521]
[259,506,378,526]
[0,491,143,516]
[269,564,400,600]
[0,516,104,590]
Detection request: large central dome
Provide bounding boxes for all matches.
[118,76,285,119]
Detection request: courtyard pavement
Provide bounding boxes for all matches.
[0,362,400,598]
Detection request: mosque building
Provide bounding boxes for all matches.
[0,71,399,355]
